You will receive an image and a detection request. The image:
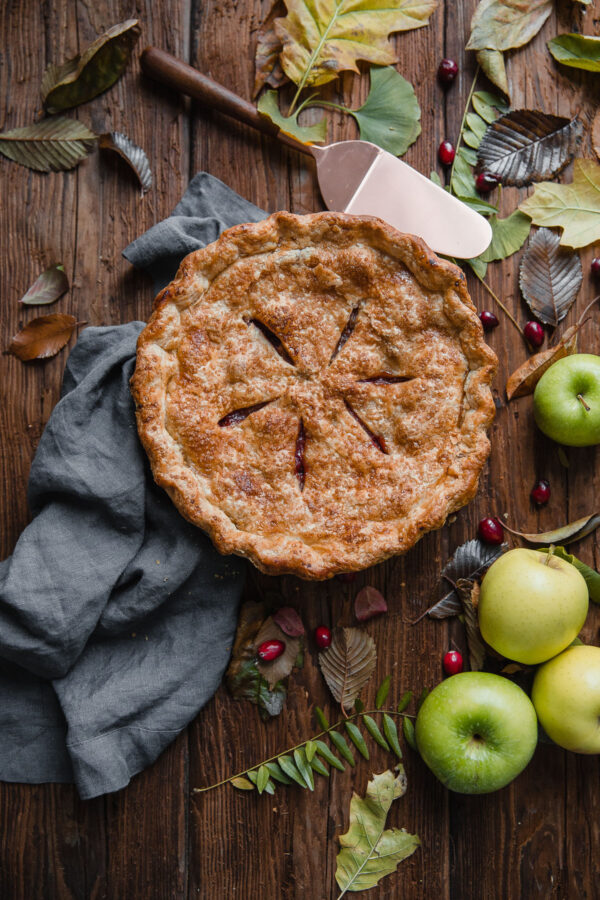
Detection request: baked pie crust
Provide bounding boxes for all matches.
[131,212,497,580]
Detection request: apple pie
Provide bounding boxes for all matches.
[131,212,497,579]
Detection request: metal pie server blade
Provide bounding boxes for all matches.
[312,141,492,259]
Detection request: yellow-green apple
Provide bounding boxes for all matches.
[532,644,600,753]
[479,548,588,665]
[533,354,600,446]
[415,672,538,793]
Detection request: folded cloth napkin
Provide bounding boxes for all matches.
[0,173,266,799]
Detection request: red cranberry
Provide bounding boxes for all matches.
[524,320,544,348]
[337,572,357,583]
[480,310,499,331]
[315,626,332,649]
[531,479,551,506]
[438,140,456,166]
[438,58,458,87]
[478,517,504,545]
[257,639,285,662]
[443,650,463,676]
[591,258,600,277]
[475,172,501,194]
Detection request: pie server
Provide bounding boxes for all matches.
[141,47,492,259]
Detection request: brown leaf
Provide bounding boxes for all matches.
[0,118,97,173]
[592,108,600,163]
[41,19,141,113]
[272,606,305,637]
[519,228,582,326]
[253,1,288,97]
[8,314,78,361]
[477,49,509,97]
[100,132,152,195]
[503,513,600,546]
[457,580,486,672]
[255,617,300,689]
[354,586,388,622]
[506,324,578,400]
[319,627,376,711]
[476,111,582,187]
[20,264,69,306]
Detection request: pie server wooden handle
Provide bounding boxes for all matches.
[140,46,312,156]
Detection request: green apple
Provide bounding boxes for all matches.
[415,672,538,794]
[479,548,588,665]
[532,644,600,753]
[533,354,600,446]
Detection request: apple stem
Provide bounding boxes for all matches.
[544,545,556,566]
[577,393,591,412]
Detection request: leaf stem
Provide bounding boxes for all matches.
[288,0,345,115]
[472,268,524,335]
[448,65,480,193]
[191,708,413,794]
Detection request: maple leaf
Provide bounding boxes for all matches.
[275,0,438,89]
[519,159,600,249]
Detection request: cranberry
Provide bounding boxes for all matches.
[438,58,458,87]
[443,650,463,676]
[531,479,551,505]
[591,258,600,277]
[438,140,456,166]
[337,572,357,583]
[480,310,499,331]
[315,626,332,649]
[524,320,544,348]
[257,639,285,662]
[475,172,501,194]
[478,517,504,545]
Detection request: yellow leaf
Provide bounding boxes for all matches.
[467,0,552,52]
[519,159,600,249]
[275,0,438,88]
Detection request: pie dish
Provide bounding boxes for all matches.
[131,212,497,580]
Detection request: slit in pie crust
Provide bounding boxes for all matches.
[131,212,497,580]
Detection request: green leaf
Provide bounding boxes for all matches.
[375,675,391,709]
[455,195,498,215]
[477,49,509,97]
[346,66,421,156]
[519,159,600,249]
[397,691,413,714]
[329,731,356,766]
[382,714,402,759]
[257,90,327,144]
[451,148,479,201]
[41,19,140,113]
[310,754,330,777]
[247,769,275,794]
[231,776,255,791]
[20,264,69,306]
[533,547,600,603]
[430,170,442,187]
[472,90,509,123]
[548,34,600,72]
[468,256,488,280]
[363,714,391,751]
[0,118,97,173]
[315,739,345,771]
[315,706,330,731]
[467,0,553,52]
[345,721,370,760]
[266,761,293,785]
[465,112,487,147]
[278,755,307,787]
[294,748,315,790]
[257,764,270,794]
[403,716,418,751]
[354,698,365,714]
[478,210,531,263]
[305,739,317,762]
[417,688,430,710]
[335,767,420,893]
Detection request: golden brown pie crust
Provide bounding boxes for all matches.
[131,212,497,580]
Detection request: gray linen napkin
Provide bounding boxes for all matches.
[0,173,266,799]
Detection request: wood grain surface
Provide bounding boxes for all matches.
[1,0,600,898]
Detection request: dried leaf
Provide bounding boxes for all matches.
[503,513,600,545]
[231,776,255,791]
[547,33,600,73]
[355,586,388,622]
[477,49,509,97]
[272,606,305,637]
[519,229,582,327]
[345,66,421,157]
[506,323,578,400]
[519,159,600,249]
[467,0,553,52]
[0,118,97,173]
[476,111,582,187]
[533,547,600,603]
[8,314,78,361]
[20,264,69,306]
[457,580,486,671]
[255,617,301,689]
[99,132,152,195]
[275,0,438,88]
[41,19,141,113]
[423,539,507,619]
[253,1,288,97]
[592,109,600,163]
[335,767,420,894]
[501,662,526,674]
[257,89,326,144]
[319,627,376,711]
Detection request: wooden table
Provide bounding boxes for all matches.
[1,1,599,897]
